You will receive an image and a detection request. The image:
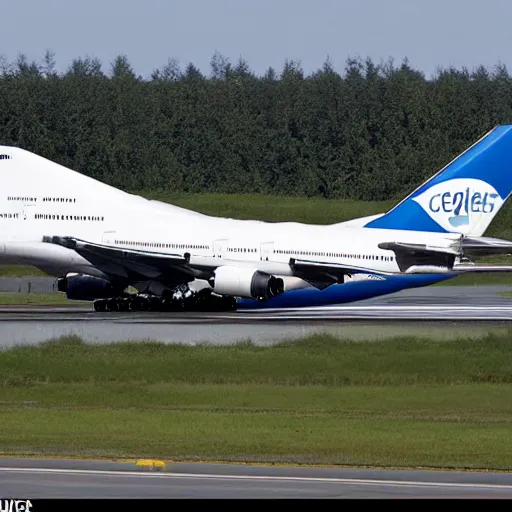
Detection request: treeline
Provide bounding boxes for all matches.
[0,50,511,201]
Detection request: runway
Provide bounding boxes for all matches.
[0,285,511,345]
[1,457,512,498]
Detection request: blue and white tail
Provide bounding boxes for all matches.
[364,125,512,236]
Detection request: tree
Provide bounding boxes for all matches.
[0,51,509,201]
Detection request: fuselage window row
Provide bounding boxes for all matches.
[7,197,76,203]
[34,214,104,221]
[114,240,210,250]
[274,248,393,262]
[7,197,37,202]
[42,197,76,203]
[227,248,257,253]
[105,243,395,262]
[0,213,19,219]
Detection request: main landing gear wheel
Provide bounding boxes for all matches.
[93,299,106,312]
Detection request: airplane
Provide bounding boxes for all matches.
[1,125,512,313]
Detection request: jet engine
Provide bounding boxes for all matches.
[210,266,284,300]
[57,274,116,301]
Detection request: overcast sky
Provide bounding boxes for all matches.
[2,0,512,78]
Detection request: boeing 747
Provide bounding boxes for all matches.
[1,125,512,311]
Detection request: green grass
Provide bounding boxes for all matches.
[3,332,512,386]
[137,191,393,225]
[434,273,512,286]
[0,266,47,277]
[2,393,511,468]
[2,332,512,468]
[0,292,88,306]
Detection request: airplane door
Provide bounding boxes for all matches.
[260,242,274,261]
[212,239,228,259]
[22,204,36,221]
[102,231,116,245]
[14,204,36,242]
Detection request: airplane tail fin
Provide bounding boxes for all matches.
[364,125,512,236]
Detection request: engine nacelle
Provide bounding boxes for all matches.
[211,266,284,300]
[57,274,116,301]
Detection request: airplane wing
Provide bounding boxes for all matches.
[46,235,393,291]
[45,236,197,284]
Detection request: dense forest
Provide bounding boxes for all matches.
[0,50,511,201]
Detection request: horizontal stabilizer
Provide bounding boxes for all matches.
[453,264,512,273]
[378,241,459,273]
[462,236,512,257]
[378,241,461,256]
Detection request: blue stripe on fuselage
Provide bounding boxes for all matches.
[236,273,456,309]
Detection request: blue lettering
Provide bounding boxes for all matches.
[464,187,470,216]
[482,192,488,213]
[427,187,500,217]
[483,193,498,213]
[452,191,464,215]
[441,192,452,212]
[471,192,482,212]
[429,193,441,212]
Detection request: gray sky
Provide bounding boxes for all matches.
[2,0,512,78]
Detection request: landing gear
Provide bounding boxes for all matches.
[93,299,106,312]
[93,296,125,312]
[92,286,237,313]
